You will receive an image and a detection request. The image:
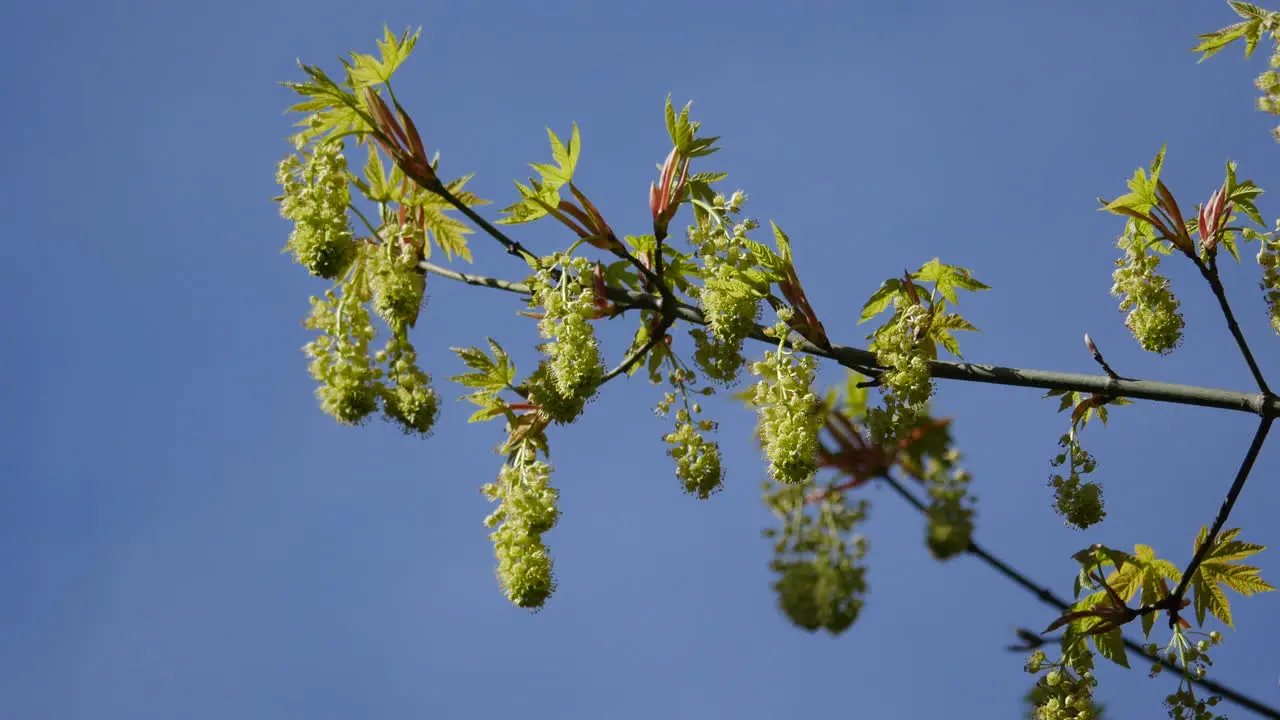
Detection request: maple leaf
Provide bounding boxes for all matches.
[498,125,581,226]
[1102,544,1181,637]
[409,173,488,263]
[910,258,990,304]
[1188,527,1276,628]
[449,340,519,424]
[347,27,421,89]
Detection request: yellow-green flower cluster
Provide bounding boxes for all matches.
[871,300,934,408]
[689,327,746,385]
[378,334,439,437]
[750,347,823,485]
[1256,227,1280,335]
[525,255,604,422]
[277,145,357,280]
[687,192,761,384]
[922,450,975,560]
[1049,433,1105,530]
[661,407,724,499]
[303,285,381,425]
[1025,651,1100,720]
[301,245,438,435]
[369,241,426,331]
[525,362,587,425]
[1146,634,1226,720]
[1111,234,1185,355]
[481,458,560,609]
[1255,51,1280,143]
[763,479,869,635]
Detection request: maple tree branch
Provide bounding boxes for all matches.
[876,471,1063,607]
[420,262,533,294]
[420,253,1280,718]
[421,263,1280,418]
[1194,253,1272,396]
[429,182,540,265]
[876,472,1280,720]
[601,332,663,383]
[601,312,675,384]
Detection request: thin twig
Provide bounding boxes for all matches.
[1083,333,1128,381]
[601,322,667,383]
[1195,254,1272,396]
[420,262,532,294]
[420,263,1280,418]
[598,267,680,385]
[429,182,540,265]
[876,472,1280,719]
[1170,417,1274,609]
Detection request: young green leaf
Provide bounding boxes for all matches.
[859,279,902,323]
[911,258,990,305]
[1194,21,1251,60]
[770,221,795,268]
[449,339,517,396]
[347,27,421,89]
[1188,527,1276,627]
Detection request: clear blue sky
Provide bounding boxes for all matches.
[4,1,1280,718]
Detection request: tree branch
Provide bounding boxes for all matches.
[421,261,532,294]
[875,472,1280,720]
[1196,254,1272,395]
[429,181,540,266]
[420,263,1280,418]
[601,322,666,384]
[1170,416,1274,608]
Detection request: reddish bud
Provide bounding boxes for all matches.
[1199,185,1233,252]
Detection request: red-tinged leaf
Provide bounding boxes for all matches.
[397,107,431,177]
[363,87,408,150]
[1044,610,1097,634]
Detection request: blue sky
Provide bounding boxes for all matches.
[4,0,1280,718]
